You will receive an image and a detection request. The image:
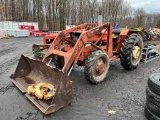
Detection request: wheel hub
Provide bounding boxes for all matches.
[97,64,106,74]
[132,46,140,59]
[95,59,106,74]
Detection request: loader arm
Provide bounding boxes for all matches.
[42,23,110,73]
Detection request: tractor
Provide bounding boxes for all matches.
[10,22,143,114]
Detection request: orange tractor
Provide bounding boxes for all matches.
[10,23,143,114]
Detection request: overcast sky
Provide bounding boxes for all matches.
[126,0,160,13]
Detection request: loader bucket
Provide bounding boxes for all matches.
[10,54,74,115]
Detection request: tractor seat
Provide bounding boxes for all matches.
[70,32,81,44]
[112,29,121,34]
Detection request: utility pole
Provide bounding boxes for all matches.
[98,0,102,25]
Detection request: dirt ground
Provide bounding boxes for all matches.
[0,37,160,120]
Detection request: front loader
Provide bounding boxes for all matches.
[10,22,143,114]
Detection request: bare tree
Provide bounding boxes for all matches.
[0,0,160,30]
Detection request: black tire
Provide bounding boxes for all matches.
[84,50,109,84]
[144,105,160,120]
[120,33,143,70]
[146,88,160,108]
[140,32,146,41]
[147,31,152,41]
[148,31,153,40]
[146,101,160,118]
[148,73,160,96]
[143,30,149,41]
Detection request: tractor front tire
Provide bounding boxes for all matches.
[120,33,143,70]
[85,50,109,84]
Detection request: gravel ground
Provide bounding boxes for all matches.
[0,37,160,120]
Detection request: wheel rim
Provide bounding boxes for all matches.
[132,42,142,64]
[92,57,108,81]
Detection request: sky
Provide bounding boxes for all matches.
[126,0,160,13]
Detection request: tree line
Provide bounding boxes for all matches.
[0,0,160,30]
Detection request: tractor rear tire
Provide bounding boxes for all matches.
[84,50,109,84]
[120,33,143,70]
